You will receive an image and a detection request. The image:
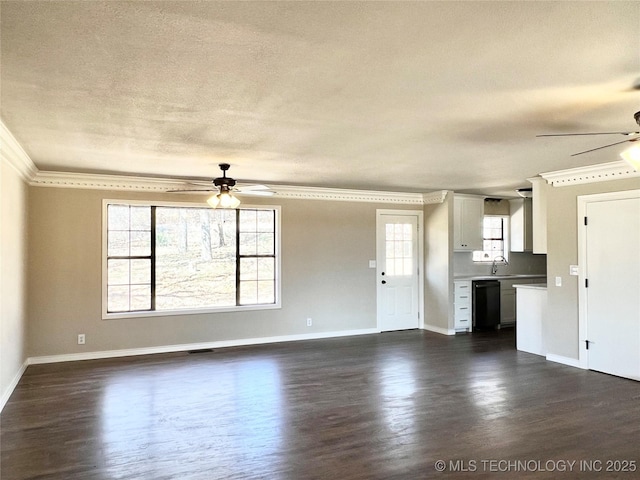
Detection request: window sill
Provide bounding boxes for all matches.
[102,302,281,320]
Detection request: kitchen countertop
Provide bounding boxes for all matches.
[514,283,547,290]
[454,274,546,281]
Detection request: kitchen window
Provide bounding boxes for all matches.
[103,201,280,318]
[472,216,509,262]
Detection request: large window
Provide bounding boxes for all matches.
[472,216,509,262]
[103,201,279,317]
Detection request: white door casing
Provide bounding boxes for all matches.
[578,190,640,380]
[376,210,423,332]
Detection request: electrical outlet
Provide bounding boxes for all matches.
[306,318,312,327]
[555,276,562,287]
[77,334,85,345]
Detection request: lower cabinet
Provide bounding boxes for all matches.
[499,277,546,326]
[454,280,472,332]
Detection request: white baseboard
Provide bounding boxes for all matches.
[28,328,381,365]
[546,353,585,369]
[1,359,28,413]
[422,324,455,336]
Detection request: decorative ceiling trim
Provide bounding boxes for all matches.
[422,190,449,204]
[30,170,428,204]
[0,121,38,181]
[31,171,193,192]
[271,185,425,204]
[540,160,640,187]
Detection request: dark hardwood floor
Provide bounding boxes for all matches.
[1,329,639,479]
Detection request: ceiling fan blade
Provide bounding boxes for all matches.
[166,188,216,193]
[571,138,637,157]
[236,183,268,190]
[537,132,639,137]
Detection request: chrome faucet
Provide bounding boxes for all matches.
[491,255,508,275]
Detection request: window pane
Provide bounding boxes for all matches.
[108,231,129,257]
[386,241,394,259]
[239,233,257,256]
[108,205,129,230]
[130,230,151,256]
[240,281,258,305]
[239,210,257,232]
[130,206,151,230]
[130,285,151,311]
[108,285,130,312]
[154,207,237,310]
[258,281,275,304]
[257,258,274,280]
[257,233,274,255]
[130,259,151,285]
[108,259,129,286]
[403,223,412,240]
[257,210,274,232]
[240,258,258,281]
[386,224,393,239]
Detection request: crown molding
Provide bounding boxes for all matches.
[271,184,425,204]
[0,120,38,181]
[30,170,429,204]
[422,190,450,204]
[540,160,640,187]
[31,171,196,192]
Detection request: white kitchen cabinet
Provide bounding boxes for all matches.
[515,284,547,356]
[454,280,472,332]
[509,198,533,252]
[528,176,547,254]
[499,277,546,326]
[453,195,484,251]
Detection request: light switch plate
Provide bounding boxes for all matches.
[369,260,376,268]
[569,265,579,276]
[555,276,562,287]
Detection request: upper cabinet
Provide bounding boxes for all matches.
[528,177,548,254]
[509,198,533,252]
[453,194,484,251]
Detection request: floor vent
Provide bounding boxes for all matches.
[187,348,214,354]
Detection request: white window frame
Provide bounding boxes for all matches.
[101,199,282,319]
[472,215,510,264]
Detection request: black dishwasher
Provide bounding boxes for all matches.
[473,280,501,329]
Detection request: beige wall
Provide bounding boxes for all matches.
[27,186,419,357]
[1,161,29,406]
[544,177,640,359]
[423,192,453,332]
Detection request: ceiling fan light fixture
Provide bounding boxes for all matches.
[207,186,241,209]
[620,145,640,171]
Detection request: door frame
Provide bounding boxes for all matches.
[577,189,640,369]
[376,209,425,332]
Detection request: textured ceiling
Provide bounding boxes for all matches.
[1,1,639,195]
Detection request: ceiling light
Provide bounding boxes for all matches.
[207,185,241,209]
[620,145,640,171]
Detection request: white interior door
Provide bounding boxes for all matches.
[377,213,420,331]
[585,196,640,380]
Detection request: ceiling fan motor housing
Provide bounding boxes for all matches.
[213,163,236,188]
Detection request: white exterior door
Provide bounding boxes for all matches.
[584,195,640,380]
[377,212,421,331]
